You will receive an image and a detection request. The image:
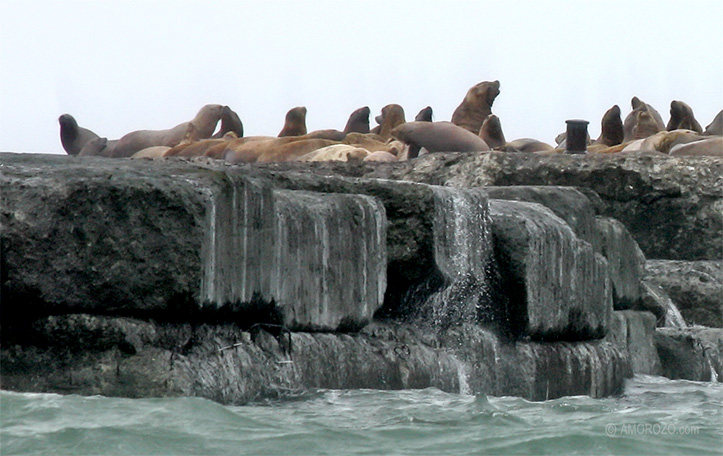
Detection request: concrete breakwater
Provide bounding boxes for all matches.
[1,152,720,404]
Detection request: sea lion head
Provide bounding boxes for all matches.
[278,106,308,137]
[343,106,371,134]
[414,106,433,122]
[58,114,79,141]
[478,114,505,149]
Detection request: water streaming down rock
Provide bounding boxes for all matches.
[421,187,493,327]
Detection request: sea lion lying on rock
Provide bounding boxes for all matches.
[451,80,500,134]
[296,144,369,162]
[392,121,490,158]
[108,104,224,158]
[669,136,723,156]
[703,110,723,136]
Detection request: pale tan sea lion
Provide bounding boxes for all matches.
[278,106,307,137]
[667,100,702,133]
[478,114,506,149]
[392,121,490,158]
[110,104,223,158]
[130,146,171,159]
[256,138,338,162]
[297,144,369,162]
[58,114,101,155]
[502,138,554,153]
[640,129,704,154]
[364,151,398,162]
[451,80,500,134]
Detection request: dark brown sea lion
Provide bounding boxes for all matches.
[212,105,244,138]
[623,97,665,142]
[415,106,433,122]
[451,80,500,134]
[58,114,100,155]
[392,121,490,159]
[594,105,624,146]
[343,106,371,134]
[110,104,223,158]
[667,100,703,133]
[703,110,723,136]
[278,106,307,137]
[478,114,506,149]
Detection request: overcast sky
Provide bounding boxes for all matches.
[1,0,721,154]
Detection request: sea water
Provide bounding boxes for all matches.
[1,376,721,455]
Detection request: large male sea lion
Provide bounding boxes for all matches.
[212,106,244,138]
[667,100,702,133]
[109,104,224,158]
[594,105,624,146]
[478,114,506,149]
[278,106,307,137]
[58,114,100,155]
[343,106,371,134]
[415,106,433,122]
[392,121,490,158]
[451,80,500,134]
[703,110,723,136]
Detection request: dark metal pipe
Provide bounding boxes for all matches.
[565,119,589,154]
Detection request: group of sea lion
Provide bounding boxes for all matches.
[59,80,723,161]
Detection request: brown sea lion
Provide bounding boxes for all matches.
[212,106,244,138]
[110,104,223,158]
[669,136,723,156]
[371,104,406,140]
[703,110,723,136]
[166,132,239,158]
[593,105,624,146]
[415,106,433,122]
[343,106,371,134]
[451,80,501,134]
[502,138,554,153]
[631,110,662,140]
[623,97,665,142]
[278,106,307,137]
[478,114,506,149]
[392,121,490,158]
[667,100,702,133]
[58,114,100,155]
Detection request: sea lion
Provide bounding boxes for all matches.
[131,146,171,159]
[76,137,109,157]
[669,136,723,156]
[667,100,702,133]
[415,106,433,122]
[478,114,506,149]
[342,133,404,155]
[58,114,100,155]
[623,97,665,142]
[166,132,239,158]
[212,106,244,138]
[639,129,704,154]
[451,80,500,134]
[363,151,398,162]
[502,138,554,153]
[110,104,224,158]
[372,104,406,140]
[703,110,723,136]
[631,110,662,140]
[392,121,490,158]
[593,105,624,146]
[297,144,369,162]
[257,138,338,162]
[343,106,371,134]
[278,106,307,137]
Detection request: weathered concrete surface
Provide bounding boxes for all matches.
[0,314,629,403]
[360,151,723,260]
[489,199,611,340]
[655,327,723,382]
[595,216,646,309]
[271,190,386,330]
[606,310,661,375]
[0,154,386,332]
[644,260,722,328]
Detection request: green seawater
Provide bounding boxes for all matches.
[1,376,721,455]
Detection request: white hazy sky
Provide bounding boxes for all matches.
[1,0,722,154]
